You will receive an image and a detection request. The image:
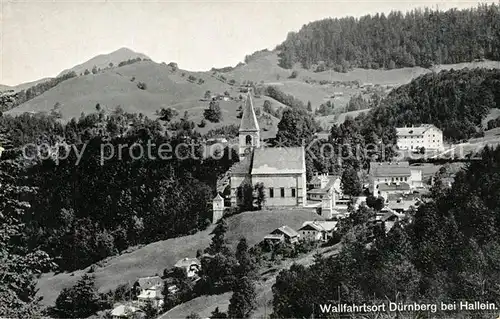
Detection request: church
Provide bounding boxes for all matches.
[230,93,307,207]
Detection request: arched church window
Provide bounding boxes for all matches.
[245,135,252,145]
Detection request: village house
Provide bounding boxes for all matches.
[396,124,444,151]
[230,93,307,207]
[111,304,143,319]
[174,257,201,278]
[307,174,343,218]
[298,221,338,242]
[134,276,164,308]
[264,225,300,244]
[370,162,424,200]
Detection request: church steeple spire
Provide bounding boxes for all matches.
[239,93,260,132]
[238,92,260,159]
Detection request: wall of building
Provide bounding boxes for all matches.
[252,173,305,206]
[423,127,443,150]
[238,131,260,158]
[299,230,322,241]
[230,175,251,206]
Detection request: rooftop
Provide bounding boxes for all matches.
[396,124,439,136]
[111,305,141,317]
[174,257,201,268]
[252,147,305,175]
[136,276,163,290]
[271,225,300,238]
[378,182,411,191]
[299,221,338,232]
[230,154,253,175]
[370,161,411,177]
[239,93,260,132]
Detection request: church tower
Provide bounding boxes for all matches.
[238,93,260,159]
[212,193,224,223]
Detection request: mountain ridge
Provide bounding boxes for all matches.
[57,47,151,77]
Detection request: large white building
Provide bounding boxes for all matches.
[230,93,307,207]
[370,161,424,200]
[396,124,444,151]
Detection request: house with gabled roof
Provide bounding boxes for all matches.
[264,225,300,244]
[133,276,164,308]
[298,221,338,242]
[230,93,307,208]
[174,257,201,278]
[370,162,424,199]
[396,124,443,151]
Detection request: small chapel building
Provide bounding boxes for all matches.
[230,93,307,208]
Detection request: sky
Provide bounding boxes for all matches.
[0,0,494,86]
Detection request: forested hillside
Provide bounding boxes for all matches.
[277,4,500,70]
[0,111,237,272]
[272,146,500,318]
[368,68,500,141]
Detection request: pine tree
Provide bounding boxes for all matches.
[206,219,229,255]
[0,159,56,318]
[227,276,257,319]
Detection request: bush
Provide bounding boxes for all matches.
[289,70,299,78]
[137,82,147,90]
[54,274,109,318]
[203,101,223,123]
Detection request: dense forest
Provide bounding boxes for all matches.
[277,4,500,70]
[369,68,500,141]
[0,109,237,273]
[272,145,500,318]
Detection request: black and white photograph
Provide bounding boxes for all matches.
[1,0,500,318]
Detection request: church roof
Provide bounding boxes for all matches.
[239,93,260,132]
[230,154,253,175]
[251,147,305,175]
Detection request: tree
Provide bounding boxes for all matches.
[157,107,178,122]
[227,276,256,319]
[341,166,362,197]
[109,62,114,68]
[204,100,223,123]
[51,102,62,119]
[276,107,319,146]
[366,195,384,211]
[307,100,312,112]
[206,219,229,255]
[54,274,107,318]
[204,90,212,99]
[263,100,272,114]
[0,160,56,318]
[91,65,98,74]
[137,82,147,90]
[210,307,227,319]
[186,312,201,319]
[198,119,206,128]
[141,300,158,319]
[84,69,90,75]
[235,238,257,278]
[289,70,298,78]
[253,183,265,210]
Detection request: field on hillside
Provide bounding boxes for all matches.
[8,50,500,137]
[36,208,321,307]
[316,108,370,129]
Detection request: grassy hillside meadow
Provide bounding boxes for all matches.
[7,50,500,136]
[36,208,322,307]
